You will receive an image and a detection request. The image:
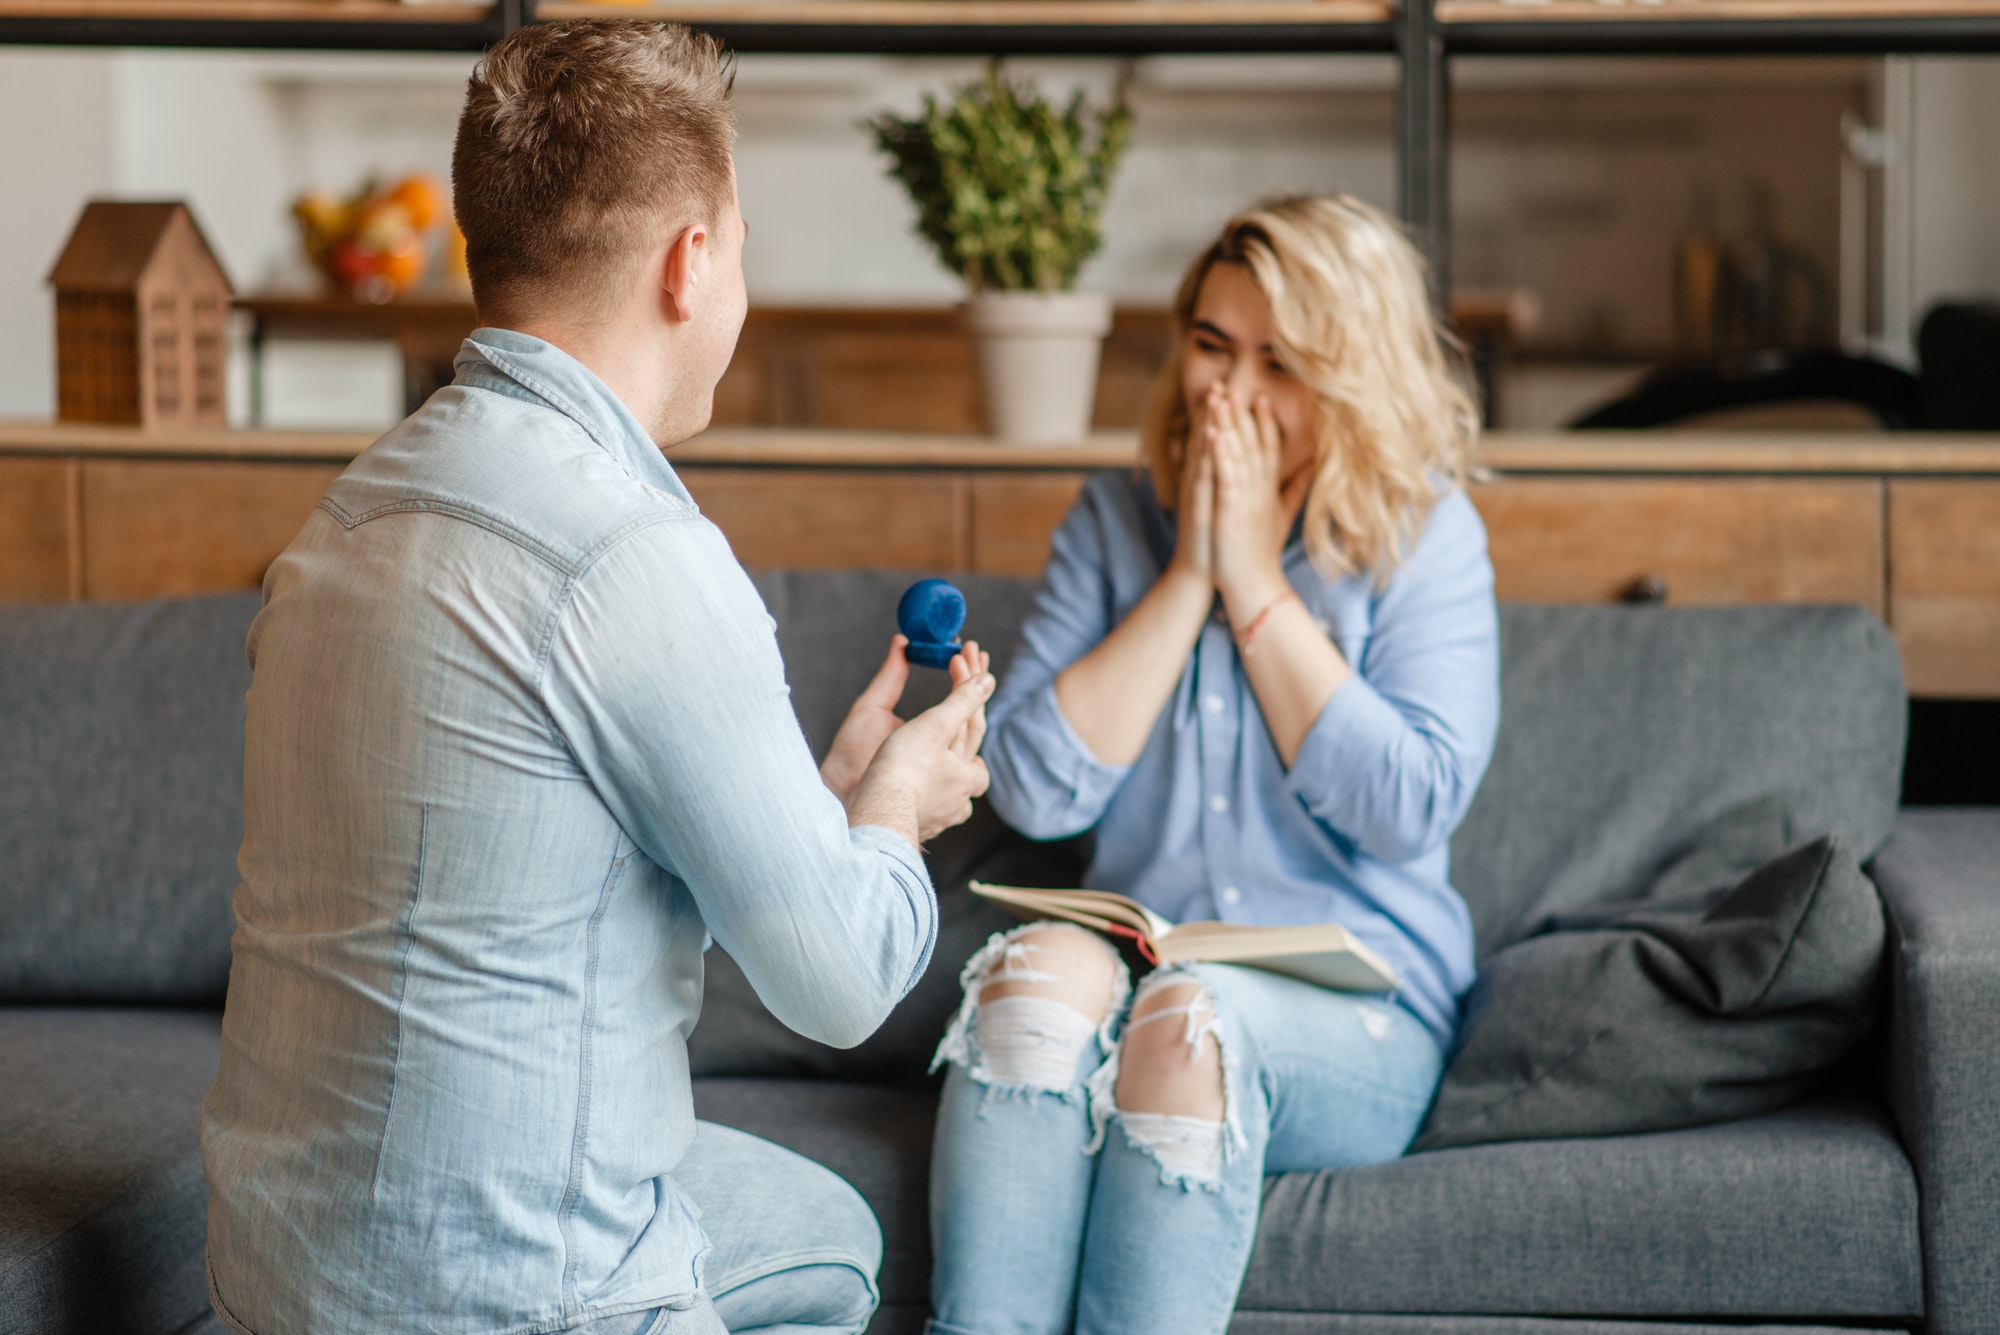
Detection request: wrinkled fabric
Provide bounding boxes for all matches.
[201,330,937,1335]
[982,470,1500,1046]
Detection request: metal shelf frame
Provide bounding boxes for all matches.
[4,0,2000,305]
[1444,12,2000,55]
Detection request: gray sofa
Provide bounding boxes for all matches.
[1,572,1994,1335]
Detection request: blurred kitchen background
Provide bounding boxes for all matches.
[1,46,1994,431]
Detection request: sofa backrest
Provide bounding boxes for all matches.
[1449,603,1905,958]
[755,574,1908,962]
[0,592,260,1004]
[0,574,1906,1005]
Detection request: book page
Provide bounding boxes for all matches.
[968,882,1173,941]
[1155,920,1400,991]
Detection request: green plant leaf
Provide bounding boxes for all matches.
[866,64,1133,293]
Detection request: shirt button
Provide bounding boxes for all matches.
[1203,694,1225,714]
[1209,794,1230,814]
[1220,885,1242,906]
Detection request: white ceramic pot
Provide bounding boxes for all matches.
[962,290,1114,445]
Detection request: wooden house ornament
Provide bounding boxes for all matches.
[48,200,232,429]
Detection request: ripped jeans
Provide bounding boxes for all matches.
[926,926,1445,1335]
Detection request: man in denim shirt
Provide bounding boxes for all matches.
[200,20,994,1335]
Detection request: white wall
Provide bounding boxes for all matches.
[1908,57,2000,322]
[0,49,116,418]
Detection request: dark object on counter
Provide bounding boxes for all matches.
[1918,301,2000,430]
[1570,349,1920,430]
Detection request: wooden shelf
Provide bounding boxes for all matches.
[536,0,1391,52]
[0,0,490,21]
[10,419,2000,476]
[543,0,1384,25]
[1483,432,2000,476]
[0,0,503,49]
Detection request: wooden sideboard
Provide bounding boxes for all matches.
[4,421,1999,698]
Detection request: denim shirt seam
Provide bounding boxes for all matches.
[317,495,590,578]
[369,802,431,1202]
[527,509,713,769]
[555,841,633,1313]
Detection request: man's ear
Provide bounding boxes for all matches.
[659,222,710,324]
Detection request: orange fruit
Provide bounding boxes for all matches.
[375,237,426,295]
[387,175,445,232]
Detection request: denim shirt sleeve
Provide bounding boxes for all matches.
[541,516,938,1049]
[983,480,1135,841]
[1286,489,1501,864]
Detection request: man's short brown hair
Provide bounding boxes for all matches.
[451,19,736,317]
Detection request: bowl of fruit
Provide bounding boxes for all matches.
[291,174,463,304]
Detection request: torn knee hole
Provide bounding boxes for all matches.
[930,923,1131,1092]
[1114,976,1226,1120]
[1106,973,1232,1184]
[975,924,1121,1019]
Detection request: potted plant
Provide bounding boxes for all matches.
[871,65,1132,444]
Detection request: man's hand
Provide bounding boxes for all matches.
[820,636,915,802]
[845,644,995,847]
[822,637,992,802]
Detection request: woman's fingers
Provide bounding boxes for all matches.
[1252,395,1284,462]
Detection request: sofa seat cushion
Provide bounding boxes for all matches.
[694,1081,1919,1326]
[692,1079,937,1316]
[1246,1094,1921,1321]
[0,1007,222,1335]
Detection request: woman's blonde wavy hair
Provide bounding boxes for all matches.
[1143,195,1479,585]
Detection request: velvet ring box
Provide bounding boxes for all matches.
[898,579,966,670]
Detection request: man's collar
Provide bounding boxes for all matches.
[454,327,692,504]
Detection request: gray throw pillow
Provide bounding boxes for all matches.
[1413,825,1886,1152]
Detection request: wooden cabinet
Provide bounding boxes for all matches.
[78,459,342,600]
[1889,480,2000,698]
[969,473,1091,576]
[678,469,1094,576]
[1471,478,1885,613]
[5,425,2000,697]
[687,469,969,571]
[0,458,78,602]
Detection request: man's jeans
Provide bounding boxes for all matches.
[576,1122,883,1335]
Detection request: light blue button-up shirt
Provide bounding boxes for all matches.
[983,470,1499,1045]
[200,330,937,1335]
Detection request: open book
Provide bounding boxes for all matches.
[969,882,1400,993]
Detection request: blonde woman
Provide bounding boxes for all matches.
[927,196,1500,1334]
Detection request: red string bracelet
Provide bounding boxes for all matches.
[1232,590,1297,657]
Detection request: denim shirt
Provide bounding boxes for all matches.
[983,470,1499,1045]
[200,330,937,1335]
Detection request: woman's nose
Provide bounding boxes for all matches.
[1225,361,1262,402]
